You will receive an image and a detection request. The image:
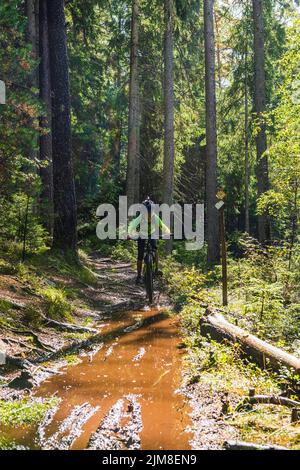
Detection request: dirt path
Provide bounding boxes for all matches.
[0,255,192,450]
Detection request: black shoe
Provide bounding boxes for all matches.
[135,276,144,286]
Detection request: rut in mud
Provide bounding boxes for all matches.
[2,307,192,450]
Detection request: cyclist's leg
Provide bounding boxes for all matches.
[137,239,145,282]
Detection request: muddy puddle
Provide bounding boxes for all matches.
[1,308,192,450]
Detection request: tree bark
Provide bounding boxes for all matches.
[214,8,222,89]
[25,0,39,162]
[25,0,39,86]
[162,0,175,254]
[224,441,287,451]
[112,30,123,182]
[204,0,220,264]
[135,90,141,202]
[126,0,140,206]
[244,23,250,234]
[39,0,53,233]
[47,0,77,252]
[200,309,300,374]
[237,395,300,409]
[252,0,270,242]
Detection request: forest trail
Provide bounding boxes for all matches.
[0,255,192,450]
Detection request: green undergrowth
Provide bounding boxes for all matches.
[0,397,60,427]
[226,240,300,354]
[65,354,82,365]
[28,248,97,286]
[41,287,73,321]
[0,243,98,324]
[183,324,300,449]
[0,436,27,450]
[162,238,300,449]
[94,240,136,263]
[164,236,300,352]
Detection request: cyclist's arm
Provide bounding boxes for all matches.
[154,215,171,236]
[128,214,142,238]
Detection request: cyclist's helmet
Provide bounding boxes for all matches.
[142,197,154,213]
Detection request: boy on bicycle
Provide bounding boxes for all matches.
[128,198,170,285]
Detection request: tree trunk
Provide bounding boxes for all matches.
[200,309,300,374]
[47,0,77,253]
[111,116,122,181]
[112,33,123,182]
[252,0,270,242]
[204,0,220,264]
[244,23,250,234]
[237,395,300,409]
[25,0,39,86]
[39,0,53,233]
[135,90,141,202]
[162,0,175,254]
[214,9,222,89]
[126,0,140,206]
[25,0,39,162]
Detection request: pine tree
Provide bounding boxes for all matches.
[47,0,77,252]
[204,0,220,263]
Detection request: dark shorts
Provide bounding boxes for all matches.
[137,238,157,261]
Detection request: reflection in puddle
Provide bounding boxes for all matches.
[2,308,191,450]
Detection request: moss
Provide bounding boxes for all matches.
[28,249,97,286]
[76,264,97,285]
[0,436,23,450]
[0,259,15,275]
[41,287,73,321]
[23,306,43,329]
[65,354,82,365]
[0,299,14,314]
[63,331,89,341]
[0,397,59,426]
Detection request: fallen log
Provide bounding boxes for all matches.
[224,440,288,451]
[200,309,300,374]
[236,395,300,411]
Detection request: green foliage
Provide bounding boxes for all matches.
[41,287,73,321]
[162,252,220,308]
[0,397,59,427]
[0,1,44,251]
[29,249,97,286]
[65,354,82,365]
[227,236,300,350]
[0,436,20,450]
[23,306,43,329]
[109,241,136,262]
[263,17,300,239]
[0,299,14,314]
[0,258,15,275]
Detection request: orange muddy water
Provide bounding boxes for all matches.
[3,308,192,450]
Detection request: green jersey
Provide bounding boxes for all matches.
[128,214,170,239]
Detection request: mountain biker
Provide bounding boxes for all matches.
[128,197,170,285]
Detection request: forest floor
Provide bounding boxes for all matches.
[0,253,146,368]
[0,249,299,450]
